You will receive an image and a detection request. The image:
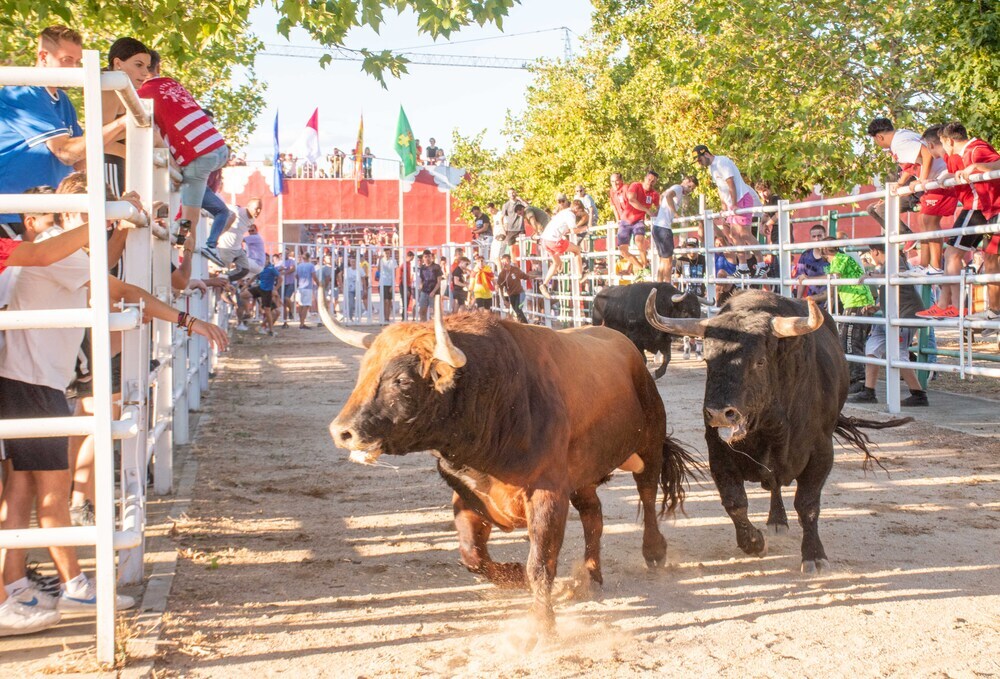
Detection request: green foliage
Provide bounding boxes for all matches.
[454,0,998,217]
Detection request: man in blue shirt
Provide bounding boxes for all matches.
[0,26,127,224]
[250,257,280,335]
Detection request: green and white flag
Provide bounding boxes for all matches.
[394,106,418,176]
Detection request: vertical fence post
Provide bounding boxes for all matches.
[173,325,190,445]
[778,199,792,298]
[701,195,717,308]
[884,184,902,414]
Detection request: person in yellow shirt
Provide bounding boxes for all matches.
[470,253,495,311]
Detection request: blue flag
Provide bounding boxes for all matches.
[272,110,283,196]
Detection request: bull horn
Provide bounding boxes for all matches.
[433,295,467,368]
[645,289,707,338]
[771,298,824,338]
[670,291,690,304]
[317,282,376,349]
[697,295,715,307]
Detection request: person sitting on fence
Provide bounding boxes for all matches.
[812,238,874,388]
[449,256,470,311]
[471,253,495,311]
[538,199,589,299]
[864,117,924,251]
[497,254,532,323]
[470,205,492,259]
[0,172,227,621]
[416,250,443,321]
[794,223,831,301]
[918,122,1000,319]
[693,145,759,273]
[849,243,929,407]
[616,170,658,280]
[652,177,696,283]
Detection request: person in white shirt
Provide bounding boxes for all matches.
[538,200,589,298]
[377,248,398,322]
[202,198,262,281]
[575,184,599,231]
[651,176,698,282]
[694,145,760,271]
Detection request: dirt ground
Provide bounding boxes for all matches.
[152,325,1000,678]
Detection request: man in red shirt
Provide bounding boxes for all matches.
[137,51,229,242]
[917,122,1000,318]
[614,170,658,279]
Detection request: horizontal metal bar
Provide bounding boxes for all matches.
[920,347,1000,362]
[889,317,1000,329]
[887,221,999,244]
[0,195,143,221]
[0,525,141,550]
[0,66,86,88]
[898,360,1000,378]
[898,169,1000,196]
[0,307,140,331]
[888,273,1000,285]
[782,236,885,251]
[0,414,139,440]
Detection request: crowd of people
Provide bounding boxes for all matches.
[274,134,447,180]
[0,26,237,638]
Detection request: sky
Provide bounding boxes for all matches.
[243,1,595,162]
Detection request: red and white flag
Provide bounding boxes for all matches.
[300,108,320,165]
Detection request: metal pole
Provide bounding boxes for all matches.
[884,184,902,414]
[778,199,792,298]
[702,195,717,308]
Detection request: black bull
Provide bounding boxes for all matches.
[592,283,704,379]
[646,288,911,572]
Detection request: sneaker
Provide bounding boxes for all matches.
[69,500,95,527]
[0,597,61,637]
[268,330,275,337]
[916,304,959,319]
[257,327,268,335]
[899,266,926,278]
[236,323,249,331]
[26,563,61,598]
[11,583,59,611]
[848,389,878,404]
[925,266,944,276]
[58,575,135,612]
[967,309,999,321]
[200,246,225,267]
[848,381,868,394]
[900,390,929,407]
[281,322,289,329]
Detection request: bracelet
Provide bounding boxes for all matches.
[177,311,188,327]
[186,317,196,336]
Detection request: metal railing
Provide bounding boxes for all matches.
[0,52,229,663]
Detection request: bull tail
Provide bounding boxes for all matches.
[835,414,913,474]
[659,433,703,518]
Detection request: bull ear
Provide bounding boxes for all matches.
[433,296,467,368]
[646,289,707,338]
[771,298,824,338]
[318,282,376,349]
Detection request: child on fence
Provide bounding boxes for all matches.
[538,200,588,299]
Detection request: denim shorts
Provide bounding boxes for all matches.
[180,146,229,207]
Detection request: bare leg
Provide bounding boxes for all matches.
[635,234,649,269]
[984,254,1000,312]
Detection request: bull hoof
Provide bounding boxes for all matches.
[737,528,767,557]
[767,523,789,536]
[653,365,667,380]
[484,562,527,589]
[800,559,830,575]
[645,555,667,569]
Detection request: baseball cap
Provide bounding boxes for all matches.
[692,144,710,157]
[685,237,699,246]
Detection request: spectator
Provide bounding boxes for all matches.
[294,250,318,329]
[204,199,263,281]
[243,223,266,271]
[575,184,599,231]
[868,117,950,276]
[377,248,398,323]
[755,180,784,282]
[522,204,550,239]
[500,189,526,254]
[426,138,440,165]
[278,249,297,327]
[677,235,707,295]
[138,51,228,244]
[651,176,696,282]
[693,144,759,272]
[795,224,831,300]
[615,170,657,279]
[538,199,589,298]
[250,256,280,335]
[918,122,1000,319]
[362,147,374,179]
[470,253,495,311]
[487,202,505,267]
[416,250,443,321]
[0,172,226,624]
[318,251,334,314]
[102,37,151,194]
[396,250,416,320]
[0,26,127,228]
[449,256,470,311]
[864,118,921,248]
[849,243,928,406]
[199,107,233,253]
[415,139,423,164]
[816,238,874,387]
[497,254,531,323]
[470,205,491,258]
[330,148,345,178]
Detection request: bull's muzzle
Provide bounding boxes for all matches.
[705,406,748,444]
[330,418,384,465]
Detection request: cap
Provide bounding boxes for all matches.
[685,237,699,246]
[556,193,569,202]
[692,144,710,158]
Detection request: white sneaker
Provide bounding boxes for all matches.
[257,327,268,335]
[898,266,925,278]
[967,309,998,321]
[925,266,944,276]
[236,323,249,331]
[11,583,59,610]
[0,596,61,637]
[58,575,135,612]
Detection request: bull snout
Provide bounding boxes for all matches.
[329,419,358,449]
[705,406,742,428]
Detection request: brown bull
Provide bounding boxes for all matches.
[323,292,697,634]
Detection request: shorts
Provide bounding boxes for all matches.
[381,285,394,301]
[919,189,958,217]
[179,145,229,208]
[250,286,277,309]
[104,156,125,197]
[542,239,569,256]
[218,247,263,275]
[452,289,468,306]
[727,192,755,227]
[651,226,675,258]
[0,376,71,471]
[865,324,916,362]
[282,283,296,299]
[616,220,646,247]
[418,290,433,310]
[474,297,493,310]
[986,234,1000,257]
[295,288,314,307]
[949,210,991,250]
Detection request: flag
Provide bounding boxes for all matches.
[394,106,417,177]
[302,108,320,165]
[354,114,364,193]
[272,110,283,196]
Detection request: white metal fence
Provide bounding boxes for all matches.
[0,52,230,663]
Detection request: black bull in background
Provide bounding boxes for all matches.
[592,283,705,379]
[646,289,912,572]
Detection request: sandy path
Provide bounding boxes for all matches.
[154,327,1000,678]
